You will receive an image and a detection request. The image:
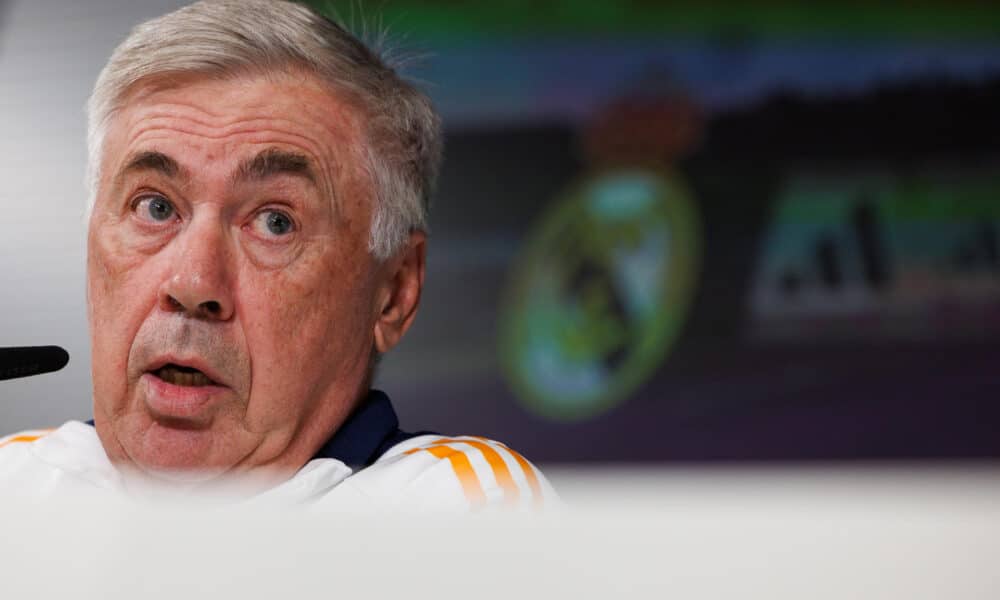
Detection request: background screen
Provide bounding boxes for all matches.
[2,0,998,463]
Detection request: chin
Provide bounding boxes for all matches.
[124,418,231,482]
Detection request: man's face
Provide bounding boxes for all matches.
[87,73,398,484]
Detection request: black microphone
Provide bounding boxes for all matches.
[0,346,70,381]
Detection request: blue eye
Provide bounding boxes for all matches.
[253,209,295,237]
[266,211,293,235]
[135,195,175,222]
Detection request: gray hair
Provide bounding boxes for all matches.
[86,0,441,259]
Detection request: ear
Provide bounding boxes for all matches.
[373,230,426,354]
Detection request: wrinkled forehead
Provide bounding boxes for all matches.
[99,70,372,202]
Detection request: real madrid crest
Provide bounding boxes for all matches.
[499,77,704,421]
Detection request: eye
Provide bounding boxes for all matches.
[251,209,296,238]
[133,194,177,223]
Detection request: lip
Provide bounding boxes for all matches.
[145,354,229,389]
[140,354,232,422]
[141,372,229,421]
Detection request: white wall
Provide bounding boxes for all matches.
[0,1,188,431]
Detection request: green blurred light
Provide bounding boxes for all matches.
[302,0,1000,41]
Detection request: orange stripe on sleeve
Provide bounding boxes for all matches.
[505,448,545,509]
[406,445,487,509]
[0,434,44,450]
[430,438,520,507]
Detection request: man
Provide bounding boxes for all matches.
[0,0,554,510]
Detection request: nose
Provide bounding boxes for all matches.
[158,215,235,321]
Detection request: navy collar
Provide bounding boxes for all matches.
[86,389,424,469]
[311,388,409,467]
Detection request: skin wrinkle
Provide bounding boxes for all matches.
[111,144,332,270]
[100,67,377,223]
[87,73,424,490]
[119,101,348,218]
[119,133,338,215]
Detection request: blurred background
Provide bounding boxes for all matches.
[1,0,999,464]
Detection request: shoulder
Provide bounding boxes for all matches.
[334,434,559,512]
[0,428,56,453]
[0,422,114,494]
[1,422,100,456]
[0,427,59,484]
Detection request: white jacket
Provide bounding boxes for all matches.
[0,391,556,511]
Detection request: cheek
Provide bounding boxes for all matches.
[238,247,376,394]
[88,224,155,319]
[87,223,162,396]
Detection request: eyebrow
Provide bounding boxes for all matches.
[118,150,183,182]
[233,148,317,185]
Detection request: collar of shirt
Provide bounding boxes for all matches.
[311,389,423,468]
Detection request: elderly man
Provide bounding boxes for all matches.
[0,0,553,509]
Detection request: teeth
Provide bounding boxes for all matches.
[157,366,212,387]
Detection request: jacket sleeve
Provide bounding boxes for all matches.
[338,434,560,512]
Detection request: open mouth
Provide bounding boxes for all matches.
[153,363,217,387]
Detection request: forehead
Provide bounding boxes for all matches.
[104,72,366,182]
